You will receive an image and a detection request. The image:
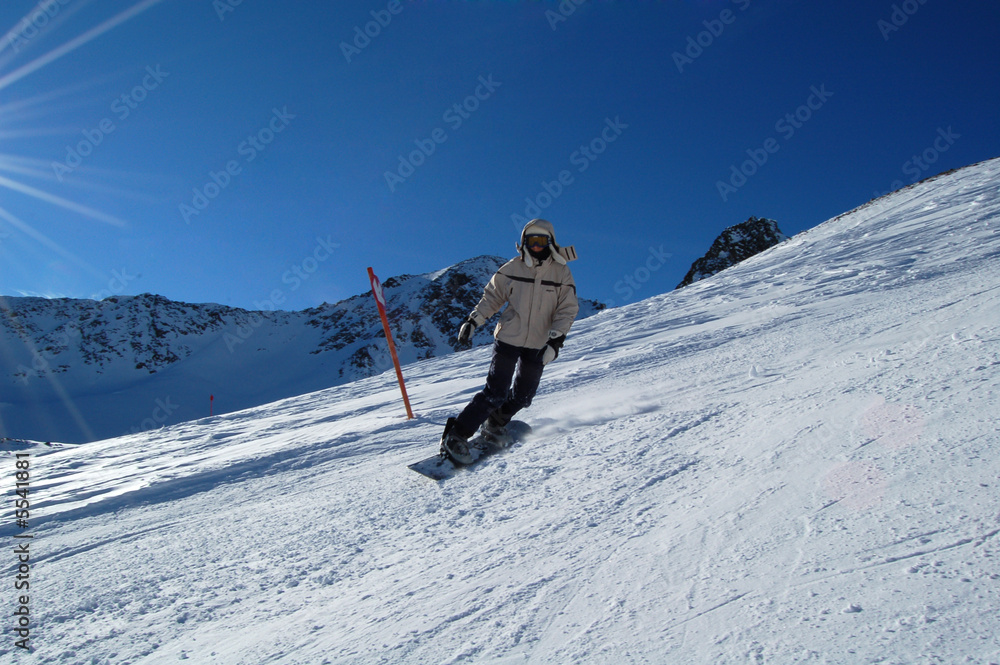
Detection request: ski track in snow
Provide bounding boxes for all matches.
[3,160,1000,663]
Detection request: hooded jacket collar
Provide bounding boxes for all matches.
[518,219,567,266]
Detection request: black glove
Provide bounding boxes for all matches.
[541,332,566,365]
[457,317,477,347]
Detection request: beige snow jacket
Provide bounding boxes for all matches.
[469,220,580,350]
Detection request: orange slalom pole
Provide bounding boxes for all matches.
[368,267,414,419]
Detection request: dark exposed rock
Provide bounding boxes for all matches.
[676,217,788,289]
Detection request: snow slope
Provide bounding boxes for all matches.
[4,159,999,663]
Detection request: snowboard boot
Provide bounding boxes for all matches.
[481,404,517,449]
[441,417,474,465]
[480,413,507,446]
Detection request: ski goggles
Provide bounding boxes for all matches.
[524,234,551,249]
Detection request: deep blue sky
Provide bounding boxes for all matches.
[1,0,997,311]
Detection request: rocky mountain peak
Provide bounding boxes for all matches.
[676,217,788,289]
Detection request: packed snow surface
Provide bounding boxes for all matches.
[4,159,1000,663]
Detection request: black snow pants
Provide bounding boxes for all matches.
[455,339,546,438]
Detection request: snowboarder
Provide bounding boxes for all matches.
[441,219,579,464]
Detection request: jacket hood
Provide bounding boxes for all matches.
[518,219,567,266]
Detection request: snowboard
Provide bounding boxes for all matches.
[408,420,533,481]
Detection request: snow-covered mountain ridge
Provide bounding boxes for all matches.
[4,158,1000,663]
[0,255,603,443]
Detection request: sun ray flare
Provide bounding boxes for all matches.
[0,174,127,227]
[0,0,166,94]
